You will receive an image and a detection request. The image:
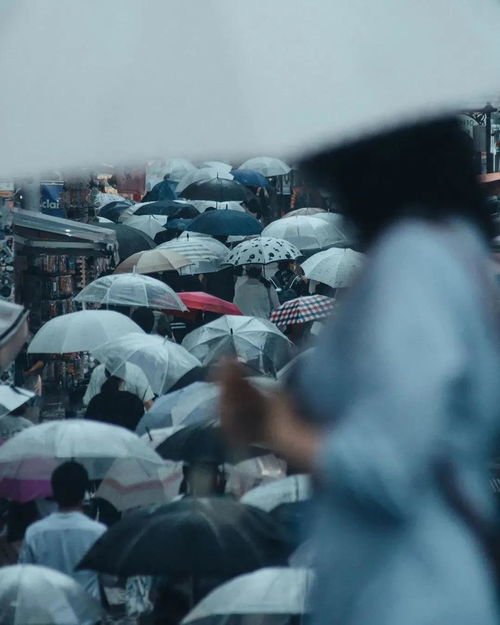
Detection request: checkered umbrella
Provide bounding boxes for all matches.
[270,295,335,330]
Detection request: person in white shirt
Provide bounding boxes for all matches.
[19,461,106,602]
[233,266,280,318]
[83,362,154,409]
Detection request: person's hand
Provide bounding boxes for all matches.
[219,361,320,471]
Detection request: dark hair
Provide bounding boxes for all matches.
[51,461,89,507]
[301,117,493,247]
[246,266,262,280]
[131,307,155,333]
[277,260,292,271]
[101,374,122,394]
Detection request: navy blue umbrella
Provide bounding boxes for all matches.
[181,178,252,203]
[134,200,194,216]
[164,218,193,231]
[99,200,134,223]
[187,209,262,236]
[142,179,177,202]
[232,169,269,188]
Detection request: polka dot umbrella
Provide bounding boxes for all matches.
[224,236,301,266]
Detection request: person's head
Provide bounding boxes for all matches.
[51,461,89,509]
[246,266,262,280]
[157,314,172,338]
[301,117,493,247]
[101,373,123,395]
[131,307,155,333]
[277,260,292,272]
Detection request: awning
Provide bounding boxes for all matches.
[0,300,29,373]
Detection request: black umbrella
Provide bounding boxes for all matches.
[182,179,252,203]
[135,200,198,216]
[99,200,134,222]
[156,423,266,464]
[187,210,262,236]
[98,223,155,261]
[77,498,291,577]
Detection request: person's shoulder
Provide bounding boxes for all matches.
[24,513,54,538]
[70,511,107,534]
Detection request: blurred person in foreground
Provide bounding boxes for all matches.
[18,461,106,602]
[220,118,500,625]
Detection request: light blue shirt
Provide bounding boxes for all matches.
[19,511,106,601]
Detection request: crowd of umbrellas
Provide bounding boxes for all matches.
[0,156,363,625]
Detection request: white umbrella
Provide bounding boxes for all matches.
[163,158,196,182]
[241,474,312,511]
[158,238,228,275]
[0,301,29,374]
[95,457,183,511]
[96,215,114,223]
[1,1,499,176]
[0,419,165,484]
[224,237,301,266]
[238,157,291,177]
[0,386,35,418]
[114,248,192,274]
[125,214,168,239]
[262,215,350,251]
[182,315,294,376]
[190,200,246,213]
[301,247,364,289]
[92,333,201,395]
[27,310,144,354]
[0,564,102,625]
[177,168,234,194]
[74,273,187,310]
[284,207,326,217]
[225,454,287,499]
[182,567,312,625]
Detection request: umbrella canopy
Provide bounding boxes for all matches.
[190,200,246,213]
[182,315,294,376]
[95,457,183,512]
[270,295,336,330]
[98,222,155,262]
[27,310,143,354]
[0,564,102,625]
[176,292,242,316]
[155,422,226,464]
[182,567,312,625]
[92,333,201,395]
[158,238,228,275]
[177,168,234,194]
[132,200,191,217]
[200,161,232,172]
[0,386,35,419]
[136,382,219,434]
[301,247,364,289]
[231,169,269,188]
[262,215,349,252]
[0,301,29,374]
[125,214,168,239]
[74,273,186,310]
[96,216,114,223]
[224,237,301,266]
[284,207,326,217]
[238,157,291,177]
[114,248,192,274]
[77,497,291,577]
[98,200,134,222]
[0,419,165,501]
[2,1,500,176]
[182,179,250,203]
[241,475,312,512]
[162,158,196,181]
[188,210,262,237]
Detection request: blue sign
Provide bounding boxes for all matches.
[40,182,64,217]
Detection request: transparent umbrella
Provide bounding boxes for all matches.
[125,214,168,239]
[92,333,201,395]
[163,158,196,182]
[158,237,228,275]
[241,475,312,512]
[262,215,350,251]
[74,273,187,310]
[301,247,364,289]
[27,310,144,354]
[238,157,291,177]
[0,386,35,418]
[182,567,313,625]
[182,315,294,376]
[0,564,102,625]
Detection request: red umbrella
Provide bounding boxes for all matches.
[164,292,242,318]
